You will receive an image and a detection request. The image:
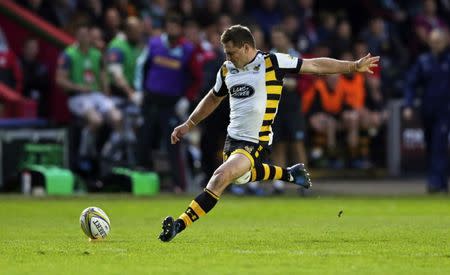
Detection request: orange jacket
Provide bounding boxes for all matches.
[339,73,366,110]
[302,78,344,115]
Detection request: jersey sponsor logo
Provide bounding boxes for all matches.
[230,84,255,98]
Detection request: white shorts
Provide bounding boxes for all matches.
[68,92,115,117]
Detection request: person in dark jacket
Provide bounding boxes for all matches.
[403,28,450,193]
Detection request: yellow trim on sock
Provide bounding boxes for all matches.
[204,188,220,200]
[262,164,270,180]
[231,149,255,168]
[179,213,192,226]
[189,200,206,217]
[274,166,282,180]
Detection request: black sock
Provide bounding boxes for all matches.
[177,188,219,232]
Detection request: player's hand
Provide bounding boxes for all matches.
[171,123,191,144]
[355,53,380,74]
[403,107,413,120]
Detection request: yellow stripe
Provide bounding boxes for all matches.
[231,149,255,168]
[275,166,282,180]
[179,213,192,226]
[267,85,282,94]
[265,57,273,68]
[259,135,270,142]
[260,125,271,132]
[265,70,276,81]
[262,164,270,180]
[223,152,228,162]
[204,188,220,200]
[267,100,279,108]
[251,168,256,181]
[263,113,276,121]
[255,151,259,158]
[189,200,206,217]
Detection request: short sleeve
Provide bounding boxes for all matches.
[57,53,71,70]
[212,67,228,97]
[272,52,303,75]
[107,48,125,64]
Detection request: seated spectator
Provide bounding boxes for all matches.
[19,38,49,118]
[56,24,122,162]
[339,51,385,168]
[302,75,344,168]
[0,30,22,94]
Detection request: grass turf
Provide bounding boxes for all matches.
[0,195,450,274]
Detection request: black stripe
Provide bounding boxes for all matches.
[266,108,277,113]
[195,191,218,212]
[262,120,272,126]
[265,66,274,72]
[255,164,265,180]
[268,165,276,179]
[259,131,271,136]
[267,94,281,100]
[266,80,283,86]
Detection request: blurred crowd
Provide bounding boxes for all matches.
[1,0,449,193]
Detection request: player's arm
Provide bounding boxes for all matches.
[171,90,226,144]
[300,53,380,75]
[403,59,423,120]
[55,54,90,93]
[108,48,134,98]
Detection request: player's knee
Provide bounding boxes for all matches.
[210,168,232,188]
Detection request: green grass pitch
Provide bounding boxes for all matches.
[1,195,450,274]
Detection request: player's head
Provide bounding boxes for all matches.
[125,16,143,45]
[429,28,448,55]
[271,26,290,52]
[75,24,91,48]
[165,13,183,43]
[221,25,256,68]
[89,26,105,51]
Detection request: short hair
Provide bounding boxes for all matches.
[221,25,255,48]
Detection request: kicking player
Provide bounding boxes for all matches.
[159,25,379,242]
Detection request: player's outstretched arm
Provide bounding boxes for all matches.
[171,90,225,144]
[300,53,380,75]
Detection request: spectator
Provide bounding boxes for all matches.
[403,28,450,193]
[19,38,49,118]
[56,25,122,161]
[339,51,377,168]
[103,7,122,43]
[196,0,223,27]
[413,0,448,55]
[270,26,308,193]
[226,0,250,25]
[251,0,282,39]
[107,16,143,103]
[302,75,344,168]
[136,13,202,192]
[332,19,353,57]
[0,30,22,94]
[90,26,106,52]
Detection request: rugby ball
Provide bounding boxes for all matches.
[80,207,111,240]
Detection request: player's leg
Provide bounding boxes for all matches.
[159,153,251,242]
[427,116,450,193]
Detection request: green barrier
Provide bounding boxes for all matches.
[22,143,64,167]
[112,167,159,196]
[25,165,74,195]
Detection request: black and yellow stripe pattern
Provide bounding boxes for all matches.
[178,188,219,228]
[259,55,283,145]
[250,163,291,182]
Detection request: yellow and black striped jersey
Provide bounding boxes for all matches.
[213,51,303,145]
